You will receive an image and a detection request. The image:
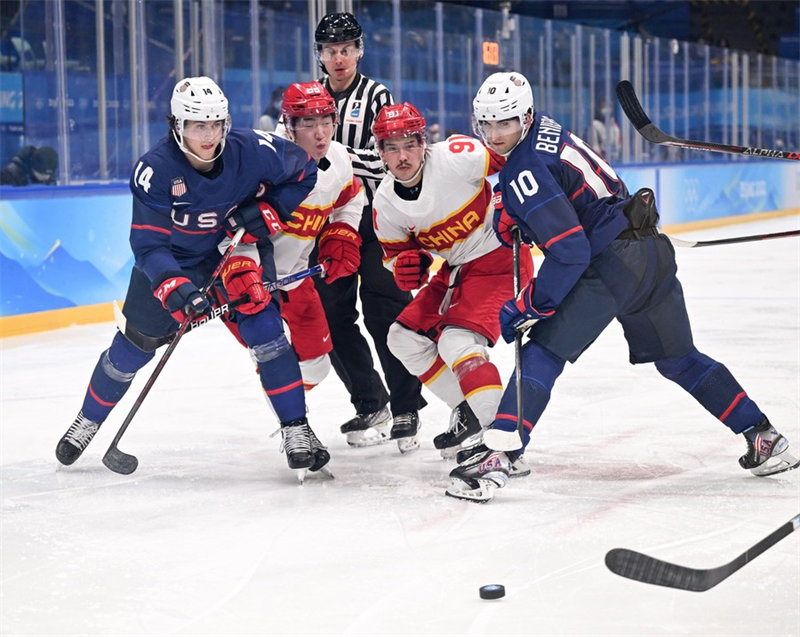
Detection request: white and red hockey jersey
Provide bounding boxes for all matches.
[373,135,501,270]
[271,140,365,289]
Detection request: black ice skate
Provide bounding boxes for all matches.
[280,417,313,481]
[739,417,800,477]
[307,424,334,479]
[340,406,392,447]
[56,411,101,465]
[390,411,421,454]
[433,401,482,459]
[445,444,511,503]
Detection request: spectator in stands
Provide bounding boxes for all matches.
[0,145,57,186]
[258,86,285,131]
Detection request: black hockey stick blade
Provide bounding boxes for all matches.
[616,80,800,161]
[668,228,800,248]
[102,446,138,474]
[606,513,800,592]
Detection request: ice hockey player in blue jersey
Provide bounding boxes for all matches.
[55,76,328,478]
[446,71,799,502]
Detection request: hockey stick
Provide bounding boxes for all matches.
[102,228,246,475]
[615,80,800,161]
[605,513,800,592]
[667,228,800,248]
[113,263,326,350]
[511,227,525,444]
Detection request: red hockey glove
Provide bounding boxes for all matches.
[153,273,210,323]
[225,200,287,243]
[498,279,554,343]
[393,250,433,291]
[221,255,268,315]
[317,222,362,283]
[491,191,516,249]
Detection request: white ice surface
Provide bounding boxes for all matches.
[2,216,799,637]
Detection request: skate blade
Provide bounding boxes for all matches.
[444,477,498,503]
[310,466,335,479]
[750,450,800,477]
[397,436,419,454]
[296,468,308,484]
[345,425,392,447]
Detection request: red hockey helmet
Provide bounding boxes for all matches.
[372,103,426,143]
[281,81,337,125]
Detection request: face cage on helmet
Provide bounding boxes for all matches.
[172,115,232,164]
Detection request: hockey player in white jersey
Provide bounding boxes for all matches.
[371,102,533,459]
[272,81,365,393]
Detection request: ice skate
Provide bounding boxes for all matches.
[433,401,482,459]
[280,417,313,482]
[340,406,392,447]
[445,444,510,503]
[56,411,101,465]
[308,424,334,479]
[739,418,800,477]
[507,449,531,478]
[390,411,421,454]
[455,444,528,476]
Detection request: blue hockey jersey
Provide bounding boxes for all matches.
[128,128,317,285]
[496,112,631,317]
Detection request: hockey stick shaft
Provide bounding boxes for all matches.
[102,228,246,475]
[605,513,800,592]
[616,80,800,161]
[667,228,800,248]
[511,227,525,443]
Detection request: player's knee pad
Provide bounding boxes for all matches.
[519,340,566,392]
[387,321,437,375]
[249,333,292,363]
[108,330,155,372]
[654,347,714,390]
[438,327,490,373]
[237,302,284,347]
[300,354,331,389]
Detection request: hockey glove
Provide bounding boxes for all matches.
[153,273,210,323]
[393,250,433,291]
[221,255,268,315]
[492,192,517,249]
[498,279,553,343]
[317,222,362,283]
[225,200,287,243]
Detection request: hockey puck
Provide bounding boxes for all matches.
[479,584,505,600]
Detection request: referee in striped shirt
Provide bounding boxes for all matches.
[311,12,425,447]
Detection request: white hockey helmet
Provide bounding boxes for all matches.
[472,72,534,155]
[170,76,231,162]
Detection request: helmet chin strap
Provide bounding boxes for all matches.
[172,129,226,164]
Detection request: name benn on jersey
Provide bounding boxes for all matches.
[416,186,490,250]
[283,204,331,238]
[535,116,563,154]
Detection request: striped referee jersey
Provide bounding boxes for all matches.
[321,72,393,202]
